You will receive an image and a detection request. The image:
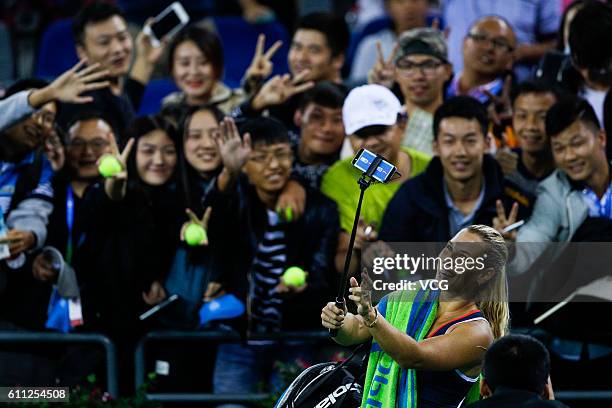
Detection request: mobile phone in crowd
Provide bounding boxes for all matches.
[143,2,190,47]
[352,148,399,183]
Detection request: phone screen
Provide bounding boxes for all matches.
[151,9,182,40]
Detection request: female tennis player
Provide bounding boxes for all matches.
[321,224,509,407]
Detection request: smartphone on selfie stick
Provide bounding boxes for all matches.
[329,149,400,337]
[143,2,190,47]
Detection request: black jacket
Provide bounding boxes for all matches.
[379,154,526,243]
[210,174,339,332]
[466,388,569,408]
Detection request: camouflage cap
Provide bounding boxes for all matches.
[394,27,448,64]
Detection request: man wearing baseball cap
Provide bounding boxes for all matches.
[394,28,452,155]
[321,84,431,273]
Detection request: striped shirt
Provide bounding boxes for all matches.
[249,210,287,334]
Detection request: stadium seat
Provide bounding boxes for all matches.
[0,22,14,83]
[35,18,79,79]
[211,16,289,89]
[137,78,179,116]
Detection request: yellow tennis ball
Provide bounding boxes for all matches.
[185,223,207,246]
[98,156,122,178]
[285,206,293,222]
[282,266,306,287]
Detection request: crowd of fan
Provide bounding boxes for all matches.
[1,0,611,403]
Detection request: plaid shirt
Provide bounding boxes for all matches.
[402,107,434,156]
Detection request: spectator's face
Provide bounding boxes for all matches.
[395,54,452,108]
[184,110,221,175]
[512,92,556,155]
[386,0,429,32]
[434,117,488,182]
[66,119,114,179]
[172,40,216,104]
[289,29,342,82]
[296,103,345,156]
[77,15,133,78]
[349,124,404,162]
[244,142,293,193]
[3,100,56,150]
[136,129,177,186]
[551,120,606,182]
[463,18,516,76]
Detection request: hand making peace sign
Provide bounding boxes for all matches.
[368,41,399,88]
[245,34,283,81]
[493,200,519,241]
[251,69,315,111]
[180,207,213,246]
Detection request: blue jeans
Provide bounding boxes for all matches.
[213,342,313,408]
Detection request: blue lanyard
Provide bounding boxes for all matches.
[65,186,74,264]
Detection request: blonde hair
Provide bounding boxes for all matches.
[466,224,510,339]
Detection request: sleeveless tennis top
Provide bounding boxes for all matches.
[417,310,488,408]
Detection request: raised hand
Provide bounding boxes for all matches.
[251,70,315,111]
[245,34,282,81]
[348,270,375,320]
[492,200,519,240]
[485,75,513,127]
[212,117,252,174]
[137,18,168,64]
[101,138,135,181]
[368,41,399,88]
[131,18,168,84]
[45,59,110,104]
[100,138,135,201]
[180,207,212,246]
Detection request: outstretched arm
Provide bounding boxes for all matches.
[349,276,493,371]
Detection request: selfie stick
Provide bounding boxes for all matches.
[330,154,384,338]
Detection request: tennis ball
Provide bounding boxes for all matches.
[277,206,294,222]
[98,156,122,178]
[285,206,293,222]
[282,266,306,287]
[185,223,207,246]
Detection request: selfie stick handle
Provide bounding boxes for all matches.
[330,174,373,337]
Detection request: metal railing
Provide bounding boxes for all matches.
[0,331,118,397]
[134,330,332,404]
[0,330,611,404]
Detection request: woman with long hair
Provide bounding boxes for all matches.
[321,224,510,407]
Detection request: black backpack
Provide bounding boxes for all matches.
[274,344,366,408]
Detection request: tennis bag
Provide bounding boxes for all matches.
[274,345,365,408]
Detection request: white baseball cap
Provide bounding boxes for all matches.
[342,84,402,135]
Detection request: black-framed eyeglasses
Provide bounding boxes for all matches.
[467,32,515,53]
[248,149,293,164]
[396,59,443,77]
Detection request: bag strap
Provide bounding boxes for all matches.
[293,342,367,406]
